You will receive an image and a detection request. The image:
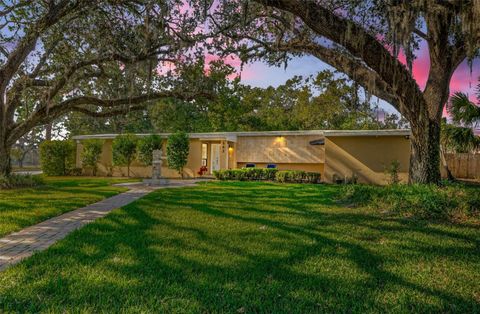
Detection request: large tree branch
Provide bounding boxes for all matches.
[0,1,81,95]
[222,24,405,118]
[253,0,426,117]
[7,90,212,144]
[6,48,176,121]
[70,104,148,118]
[281,42,404,115]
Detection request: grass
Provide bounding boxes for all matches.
[0,176,137,237]
[0,181,479,312]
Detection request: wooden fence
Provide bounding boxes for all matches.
[445,153,480,179]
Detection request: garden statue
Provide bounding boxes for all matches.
[144,149,169,185]
[152,149,162,180]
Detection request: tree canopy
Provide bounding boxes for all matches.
[64,63,407,135]
[0,0,211,176]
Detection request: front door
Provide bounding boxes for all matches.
[211,144,221,173]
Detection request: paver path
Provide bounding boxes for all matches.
[0,181,198,272]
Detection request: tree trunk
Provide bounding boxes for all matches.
[409,118,442,184]
[45,123,52,141]
[0,143,12,177]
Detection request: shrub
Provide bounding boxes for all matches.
[81,139,103,176]
[0,174,43,189]
[385,160,401,184]
[113,134,138,177]
[167,132,189,178]
[304,172,321,184]
[68,167,83,176]
[214,168,320,184]
[137,135,163,165]
[276,170,320,183]
[39,140,75,176]
[213,168,277,181]
[213,169,246,181]
[339,183,480,221]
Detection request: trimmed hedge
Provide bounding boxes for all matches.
[213,168,320,184]
[276,170,321,183]
[39,140,75,176]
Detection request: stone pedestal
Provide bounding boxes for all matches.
[143,149,170,186]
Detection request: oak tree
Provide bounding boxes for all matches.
[0,0,208,176]
[204,0,480,183]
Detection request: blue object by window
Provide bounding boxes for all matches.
[266,164,277,169]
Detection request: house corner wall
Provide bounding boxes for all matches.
[324,136,410,185]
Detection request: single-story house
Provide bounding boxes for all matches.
[72,129,411,184]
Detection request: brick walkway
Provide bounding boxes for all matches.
[0,181,197,272]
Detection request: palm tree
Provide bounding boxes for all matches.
[441,85,480,180]
[445,89,480,153]
[449,92,480,127]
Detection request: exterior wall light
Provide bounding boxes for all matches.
[275,136,286,145]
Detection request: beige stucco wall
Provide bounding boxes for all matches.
[324,135,410,185]
[236,135,324,163]
[235,135,324,176]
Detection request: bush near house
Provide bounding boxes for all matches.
[276,170,321,183]
[167,132,189,178]
[214,168,277,181]
[137,135,163,165]
[214,168,320,184]
[339,183,480,221]
[81,139,103,176]
[112,134,138,177]
[39,140,75,176]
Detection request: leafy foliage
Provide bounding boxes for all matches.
[39,140,75,176]
[149,67,407,133]
[213,168,278,181]
[137,135,163,166]
[448,91,480,127]
[81,140,103,176]
[0,1,211,176]
[443,86,480,154]
[0,174,44,190]
[112,134,138,177]
[166,132,190,177]
[275,170,320,184]
[384,160,401,185]
[213,168,320,183]
[340,183,480,222]
[441,121,480,153]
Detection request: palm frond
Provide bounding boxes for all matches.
[448,92,480,126]
[441,121,480,153]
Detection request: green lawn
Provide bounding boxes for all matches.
[0,182,479,312]
[0,176,136,237]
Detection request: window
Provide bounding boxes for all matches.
[201,143,208,166]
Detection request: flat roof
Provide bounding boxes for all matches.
[323,129,411,137]
[72,129,411,141]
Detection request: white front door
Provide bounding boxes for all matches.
[211,144,221,172]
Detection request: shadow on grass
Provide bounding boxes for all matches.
[0,182,478,312]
